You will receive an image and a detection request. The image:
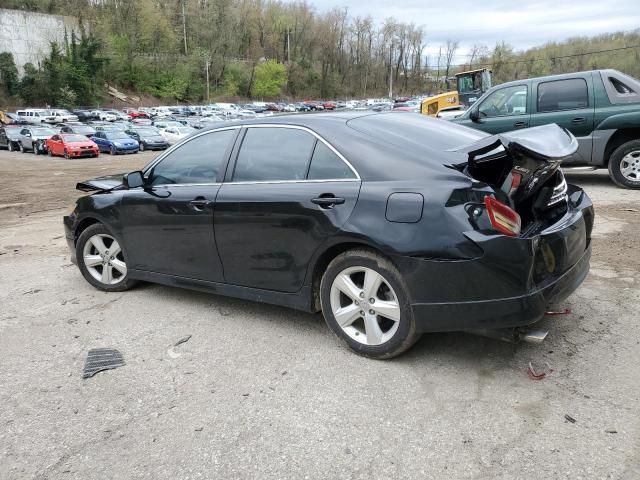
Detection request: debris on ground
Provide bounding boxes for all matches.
[167,334,192,359]
[174,335,192,347]
[564,414,577,424]
[545,308,572,316]
[527,362,547,380]
[605,429,617,434]
[83,348,125,379]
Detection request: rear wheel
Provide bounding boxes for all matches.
[320,249,420,359]
[76,223,137,292]
[609,140,640,189]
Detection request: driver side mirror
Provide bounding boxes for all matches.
[123,171,145,189]
[469,107,480,123]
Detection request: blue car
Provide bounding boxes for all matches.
[91,130,139,155]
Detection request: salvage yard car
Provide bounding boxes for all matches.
[453,69,640,189]
[0,125,22,151]
[17,126,56,154]
[46,133,99,158]
[64,113,593,358]
[90,130,139,155]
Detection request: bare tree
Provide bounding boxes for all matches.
[443,39,459,89]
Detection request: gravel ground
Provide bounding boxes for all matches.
[0,151,639,480]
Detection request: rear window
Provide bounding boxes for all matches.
[537,78,589,112]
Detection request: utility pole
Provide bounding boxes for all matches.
[181,0,188,55]
[287,28,291,63]
[436,46,441,91]
[389,41,393,99]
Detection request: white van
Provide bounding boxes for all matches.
[16,109,56,124]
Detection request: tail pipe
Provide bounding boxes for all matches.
[468,328,549,344]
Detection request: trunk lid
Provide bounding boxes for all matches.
[76,174,124,192]
[451,124,578,233]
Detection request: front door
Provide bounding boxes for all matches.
[119,128,239,282]
[215,126,361,293]
[459,84,531,134]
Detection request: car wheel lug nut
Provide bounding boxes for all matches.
[369,298,375,303]
[369,309,375,315]
[359,292,364,298]
[359,310,365,316]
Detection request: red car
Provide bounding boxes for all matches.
[321,101,336,110]
[123,109,149,119]
[46,133,99,158]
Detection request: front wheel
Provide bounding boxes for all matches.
[19,142,25,153]
[64,149,69,159]
[609,140,640,189]
[139,142,145,152]
[110,145,116,155]
[320,249,420,359]
[76,223,137,292]
[8,142,15,152]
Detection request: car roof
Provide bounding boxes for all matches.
[201,112,486,181]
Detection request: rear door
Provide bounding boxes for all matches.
[529,75,595,164]
[214,125,361,293]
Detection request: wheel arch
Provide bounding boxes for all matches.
[74,217,101,244]
[603,128,640,166]
[308,240,395,312]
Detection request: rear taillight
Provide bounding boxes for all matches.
[484,195,521,237]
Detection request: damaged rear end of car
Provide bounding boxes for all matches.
[403,124,594,335]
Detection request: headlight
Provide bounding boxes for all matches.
[113,142,122,147]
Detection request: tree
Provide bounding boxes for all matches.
[0,52,19,97]
[251,60,287,99]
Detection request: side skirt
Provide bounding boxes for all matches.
[128,269,315,312]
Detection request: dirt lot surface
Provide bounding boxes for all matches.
[0,151,639,479]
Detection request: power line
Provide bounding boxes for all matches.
[426,44,640,70]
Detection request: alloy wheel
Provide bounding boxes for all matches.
[620,150,640,182]
[82,234,127,285]
[329,266,401,346]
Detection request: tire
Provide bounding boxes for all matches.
[139,142,145,152]
[64,149,70,159]
[19,142,25,153]
[110,145,116,155]
[320,248,420,359]
[8,142,15,152]
[76,223,137,292]
[34,146,40,155]
[608,140,640,189]
[48,148,53,157]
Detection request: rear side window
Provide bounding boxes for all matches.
[537,79,588,112]
[233,127,315,182]
[308,141,356,180]
[150,129,235,185]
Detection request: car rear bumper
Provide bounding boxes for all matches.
[397,186,594,333]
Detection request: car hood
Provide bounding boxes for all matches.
[66,141,97,148]
[76,174,124,192]
[142,135,166,142]
[32,134,53,140]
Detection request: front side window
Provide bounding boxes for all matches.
[537,78,588,112]
[233,127,315,182]
[478,85,528,117]
[308,141,356,180]
[150,129,235,185]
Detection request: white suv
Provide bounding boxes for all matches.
[50,109,79,123]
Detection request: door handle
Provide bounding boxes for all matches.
[311,195,345,208]
[572,117,586,124]
[513,121,527,128]
[189,198,212,210]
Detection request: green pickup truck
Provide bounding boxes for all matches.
[452,69,640,189]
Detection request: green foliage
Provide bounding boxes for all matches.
[251,60,287,99]
[0,52,19,96]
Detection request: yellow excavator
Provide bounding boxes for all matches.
[0,110,9,125]
[421,68,492,117]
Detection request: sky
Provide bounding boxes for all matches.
[301,0,639,63]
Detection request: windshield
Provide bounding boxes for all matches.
[74,126,96,134]
[135,128,161,136]
[63,135,89,142]
[32,128,56,136]
[177,127,195,134]
[105,132,131,140]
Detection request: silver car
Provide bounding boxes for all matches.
[17,126,57,154]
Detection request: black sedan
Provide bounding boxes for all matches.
[63,113,593,358]
[0,125,22,151]
[124,127,170,151]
